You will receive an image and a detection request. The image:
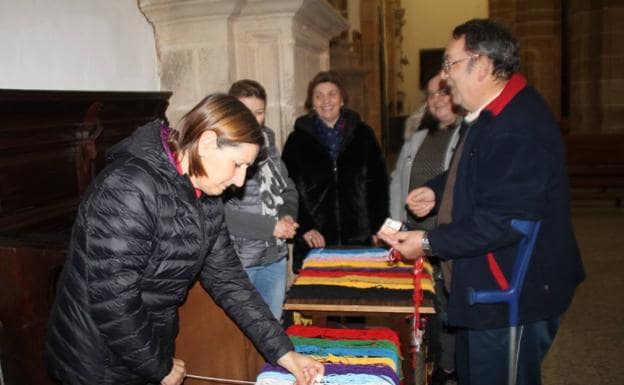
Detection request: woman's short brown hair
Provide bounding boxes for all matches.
[168,93,264,177]
[304,71,349,112]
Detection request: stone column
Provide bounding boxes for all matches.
[139,0,348,146]
[233,0,348,146]
[567,0,624,133]
[138,0,244,124]
[515,0,562,118]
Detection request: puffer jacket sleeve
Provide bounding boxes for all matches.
[85,164,172,383]
[199,213,294,363]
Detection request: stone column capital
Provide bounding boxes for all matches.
[139,0,245,24]
[238,0,348,40]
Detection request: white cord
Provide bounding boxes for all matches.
[185,374,255,384]
[186,373,327,385]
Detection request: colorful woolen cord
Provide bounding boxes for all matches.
[256,325,403,385]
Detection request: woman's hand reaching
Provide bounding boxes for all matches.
[277,351,324,385]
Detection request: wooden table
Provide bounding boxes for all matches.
[176,282,265,385]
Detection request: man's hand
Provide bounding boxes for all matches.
[375,218,403,246]
[377,218,403,236]
[406,187,436,218]
[376,230,426,260]
[277,351,324,385]
[160,358,186,385]
[303,229,325,248]
[274,215,299,239]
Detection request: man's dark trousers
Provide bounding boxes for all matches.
[455,317,560,385]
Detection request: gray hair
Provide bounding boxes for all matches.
[453,18,520,80]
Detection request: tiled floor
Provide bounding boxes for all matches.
[542,205,624,385]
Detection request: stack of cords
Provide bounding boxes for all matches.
[287,248,434,301]
[256,325,402,385]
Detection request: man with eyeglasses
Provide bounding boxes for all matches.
[379,19,584,385]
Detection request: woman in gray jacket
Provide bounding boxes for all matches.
[224,80,299,320]
[388,73,463,385]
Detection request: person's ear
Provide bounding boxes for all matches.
[477,56,493,81]
[198,130,218,157]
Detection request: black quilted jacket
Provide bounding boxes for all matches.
[45,121,292,385]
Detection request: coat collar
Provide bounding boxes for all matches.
[484,73,528,117]
[296,108,359,149]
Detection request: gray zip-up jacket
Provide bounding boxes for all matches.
[224,127,298,268]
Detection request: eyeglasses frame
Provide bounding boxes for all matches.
[442,54,480,73]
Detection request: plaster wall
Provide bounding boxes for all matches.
[0,0,159,91]
[402,0,488,114]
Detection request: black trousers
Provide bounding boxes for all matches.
[455,317,560,385]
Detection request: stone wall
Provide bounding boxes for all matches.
[0,0,159,91]
[489,0,624,134]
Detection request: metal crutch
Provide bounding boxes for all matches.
[467,219,542,385]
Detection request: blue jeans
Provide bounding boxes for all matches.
[455,317,560,385]
[244,257,287,321]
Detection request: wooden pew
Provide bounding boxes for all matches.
[564,134,624,206]
[0,89,171,385]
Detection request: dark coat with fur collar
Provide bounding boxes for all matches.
[282,109,389,271]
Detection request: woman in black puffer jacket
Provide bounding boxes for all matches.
[44,94,323,385]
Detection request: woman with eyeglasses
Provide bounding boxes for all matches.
[388,72,464,385]
[390,73,464,226]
